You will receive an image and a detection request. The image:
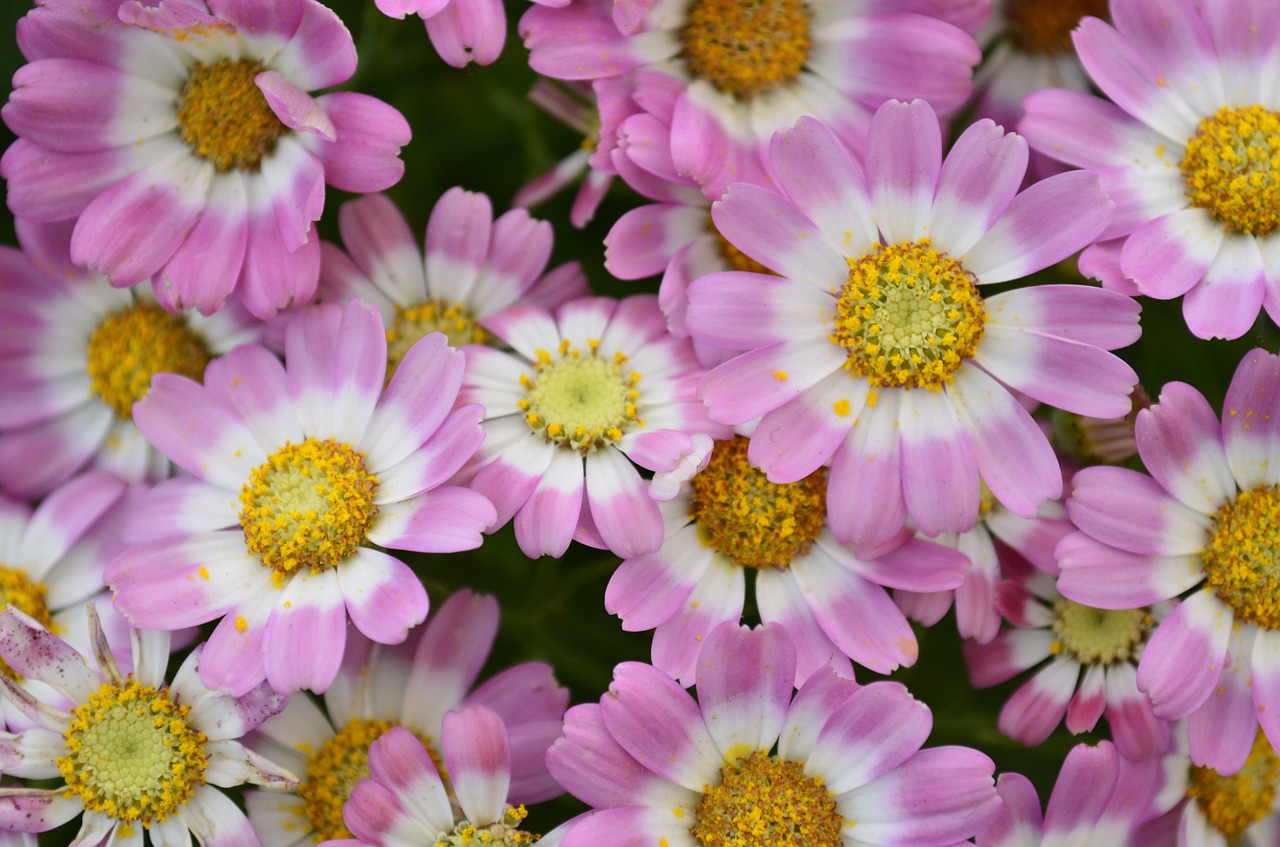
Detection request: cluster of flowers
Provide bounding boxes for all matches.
[0,0,1279,846]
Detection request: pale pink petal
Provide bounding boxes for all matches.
[1137,381,1236,514]
[585,446,662,558]
[1136,588,1232,720]
[694,622,794,759]
[337,547,429,645]
[263,569,347,693]
[867,99,942,244]
[1188,623,1257,774]
[442,706,511,824]
[514,448,584,558]
[1222,348,1280,490]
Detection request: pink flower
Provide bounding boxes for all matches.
[547,621,1002,847]
[374,0,567,68]
[1020,0,1280,339]
[107,299,495,696]
[2,0,410,318]
[687,103,1138,549]
[1058,347,1280,775]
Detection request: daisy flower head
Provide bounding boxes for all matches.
[1,0,411,318]
[319,188,589,381]
[106,298,496,696]
[606,431,971,686]
[546,620,1002,847]
[1020,0,1280,339]
[457,295,729,559]
[0,605,295,847]
[963,550,1171,759]
[0,220,262,500]
[686,102,1139,551]
[520,0,985,199]
[341,708,537,847]
[1057,348,1280,776]
[244,589,569,846]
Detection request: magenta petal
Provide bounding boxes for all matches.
[1055,531,1202,609]
[1121,209,1222,300]
[807,681,931,795]
[1102,663,1169,761]
[1222,348,1280,490]
[709,183,847,284]
[1136,589,1232,720]
[750,374,861,484]
[980,773,1043,847]
[263,570,347,693]
[1181,235,1267,340]
[585,446,662,558]
[1042,742,1118,836]
[442,706,511,824]
[1066,465,1211,557]
[998,658,1077,746]
[1137,381,1235,514]
[514,449,584,558]
[425,0,506,67]
[1252,628,1280,765]
[899,387,979,536]
[867,99,942,244]
[337,547,428,645]
[1188,625,1257,774]
[694,622,795,758]
[315,92,410,194]
[827,392,907,550]
[371,487,495,554]
[154,172,249,314]
[258,71,334,140]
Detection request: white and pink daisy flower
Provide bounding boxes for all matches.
[977,740,1178,847]
[606,433,969,685]
[0,606,296,847]
[1,0,410,318]
[547,620,1002,847]
[0,220,262,500]
[106,299,496,696]
[340,708,538,847]
[456,295,728,559]
[686,102,1139,550]
[1020,0,1280,339]
[1057,347,1280,775]
[963,551,1172,759]
[243,589,568,846]
[520,0,984,199]
[320,188,588,378]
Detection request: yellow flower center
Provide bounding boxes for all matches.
[1202,484,1280,629]
[833,240,986,391]
[1181,105,1280,237]
[176,58,289,172]
[1188,731,1280,839]
[435,806,538,847]
[0,565,56,681]
[387,300,488,379]
[84,304,212,420]
[58,680,207,828]
[680,0,812,101]
[298,718,437,843]
[1048,599,1152,664]
[688,436,826,569]
[238,438,378,583]
[1004,0,1109,55]
[692,750,842,847]
[518,339,642,454]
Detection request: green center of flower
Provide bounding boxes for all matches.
[518,340,641,453]
[692,750,842,847]
[1181,105,1280,237]
[387,300,488,379]
[1005,0,1109,55]
[298,718,437,843]
[680,0,812,101]
[832,240,986,391]
[238,438,379,583]
[0,565,55,681]
[1188,731,1280,839]
[1049,599,1152,664]
[1202,484,1280,629]
[688,436,826,569]
[59,680,207,829]
[176,58,288,172]
[85,304,212,420]
[436,807,538,847]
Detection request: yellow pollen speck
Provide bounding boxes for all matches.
[1188,730,1280,838]
[386,301,487,380]
[238,437,378,578]
[833,399,851,417]
[691,750,841,847]
[1202,484,1280,628]
[1005,0,1109,55]
[772,371,788,381]
[1181,104,1280,236]
[59,680,207,828]
[85,304,211,420]
[197,566,209,580]
[520,340,641,454]
[680,0,811,101]
[176,58,288,172]
[832,239,985,391]
[689,436,826,569]
[235,616,248,632]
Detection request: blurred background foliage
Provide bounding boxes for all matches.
[3,0,1280,835]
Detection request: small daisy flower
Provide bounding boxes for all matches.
[0,606,295,847]
[319,189,589,380]
[963,552,1171,759]
[244,589,568,846]
[2,0,410,318]
[686,103,1138,550]
[1020,0,1280,338]
[374,0,569,68]
[547,620,1002,847]
[1057,348,1280,775]
[341,708,537,847]
[520,0,984,199]
[977,740,1178,847]
[106,299,495,696]
[606,433,969,685]
[0,220,262,500]
[457,295,728,559]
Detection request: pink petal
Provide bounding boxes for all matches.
[1136,588,1232,720]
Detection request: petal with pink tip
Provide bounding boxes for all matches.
[1136,588,1232,720]
[826,391,907,551]
[314,92,410,194]
[684,271,831,351]
[365,725,452,833]
[337,547,428,645]
[1121,208,1222,300]
[1041,741,1118,835]
[698,339,845,426]
[1181,235,1267,341]
[1056,532,1203,609]
[1137,381,1235,513]
[263,569,347,693]
[755,568,845,687]
[1102,662,1169,761]
[650,560,744,687]
[694,622,794,759]
[369,487,495,554]
[363,333,465,472]
[0,610,96,702]
[514,448,584,558]
[442,706,511,824]
[1065,663,1107,735]
[806,681,930,795]
[928,119,1028,255]
[1188,623,1257,774]
[749,372,863,484]
[899,387,979,536]
[998,657,1078,746]
[585,446,662,558]
[1066,465,1211,556]
[1252,627,1280,765]
[1222,348,1280,491]
[984,284,1142,350]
